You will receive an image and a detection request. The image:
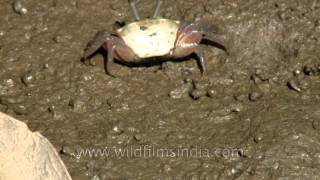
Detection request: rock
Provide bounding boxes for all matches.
[207,87,217,98]
[303,63,320,76]
[12,104,28,115]
[234,94,247,101]
[69,98,87,113]
[190,89,207,100]
[0,112,72,180]
[249,90,263,101]
[251,68,269,84]
[12,0,28,15]
[193,79,209,90]
[60,146,77,158]
[21,72,35,86]
[287,78,301,92]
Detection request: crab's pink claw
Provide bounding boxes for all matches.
[82,31,111,59]
[82,30,136,77]
[173,22,228,75]
[173,23,205,74]
[173,23,202,58]
[101,36,136,63]
[100,36,136,76]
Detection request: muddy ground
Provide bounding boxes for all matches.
[1,0,320,179]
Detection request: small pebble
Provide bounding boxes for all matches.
[13,104,27,115]
[273,162,280,170]
[193,79,209,90]
[293,69,301,76]
[230,103,242,112]
[91,175,100,180]
[249,91,263,101]
[48,105,55,112]
[183,77,193,83]
[251,68,269,84]
[112,125,124,134]
[53,111,65,120]
[1,97,19,104]
[134,134,142,141]
[287,78,301,92]
[69,99,87,113]
[5,79,15,87]
[24,32,31,40]
[234,94,247,101]
[255,152,264,160]
[21,72,34,86]
[312,119,320,130]
[163,164,172,172]
[116,133,131,144]
[303,63,320,76]
[207,88,217,98]
[299,78,310,90]
[190,89,207,100]
[53,35,63,43]
[13,0,28,15]
[231,162,243,174]
[257,82,271,94]
[60,146,76,158]
[169,84,190,99]
[253,133,263,143]
[291,134,300,140]
[43,63,49,69]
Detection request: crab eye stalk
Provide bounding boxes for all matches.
[128,0,140,21]
[153,0,162,18]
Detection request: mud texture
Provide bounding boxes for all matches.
[1,0,320,179]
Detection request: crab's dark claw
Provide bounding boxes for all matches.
[82,30,137,77]
[196,22,229,54]
[202,32,228,55]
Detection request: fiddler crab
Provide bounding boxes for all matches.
[82,0,227,76]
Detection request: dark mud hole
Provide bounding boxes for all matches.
[1,0,320,179]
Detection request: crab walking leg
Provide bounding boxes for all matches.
[105,45,116,76]
[82,31,112,59]
[194,48,206,75]
[128,0,140,21]
[153,0,162,18]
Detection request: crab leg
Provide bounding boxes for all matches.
[105,45,116,77]
[194,48,206,75]
[82,31,111,59]
[153,0,162,18]
[128,0,140,21]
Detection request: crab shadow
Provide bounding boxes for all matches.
[81,43,227,74]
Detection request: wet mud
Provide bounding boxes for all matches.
[1,0,320,179]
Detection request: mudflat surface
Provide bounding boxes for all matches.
[1,0,320,179]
